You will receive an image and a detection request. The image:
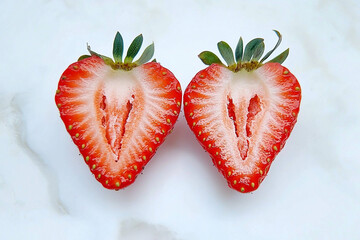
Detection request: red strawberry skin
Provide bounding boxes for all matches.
[184,62,301,193]
[55,56,182,190]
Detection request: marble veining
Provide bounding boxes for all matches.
[1,95,68,215]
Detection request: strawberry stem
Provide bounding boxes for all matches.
[134,42,155,65]
[113,32,124,63]
[87,44,115,66]
[268,48,289,64]
[252,41,265,61]
[217,41,236,67]
[78,55,91,61]
[124,34,143,64]
[198,30,290,72]
[83,32,156,71]
[260,30,282,63]
[198,51,223,65]
[243,38,264,62]
[235,37,243,62]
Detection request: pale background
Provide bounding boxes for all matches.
[1,0,359,239]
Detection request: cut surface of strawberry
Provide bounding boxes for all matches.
[55,33,182,190]
[184,31,301,193]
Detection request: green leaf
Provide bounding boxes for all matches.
[101,55,115,65]
[113,32,124,63]
[217,41,235,67]
[235,37,243,62]
[124,34,143,64]
[87,43,97,56]
[134,43,155,65]
[243,38,264,62]
[87,44,114,66]
[78,55,91,61]
[252,42,265,61]
[260,30,282,63]
[151,58,157,62]
[198,51,223,65]
[268,48,289,64]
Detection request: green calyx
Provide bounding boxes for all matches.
[78,32,155,71]
[198,30,289,72]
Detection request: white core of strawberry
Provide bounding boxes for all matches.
[62,61,175,174]
[191,65,297,176]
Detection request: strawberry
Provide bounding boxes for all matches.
[184,31,301,193]
[55,32,182,190]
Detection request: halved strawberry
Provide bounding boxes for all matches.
[55,32,182,190]
[184,31,301,193]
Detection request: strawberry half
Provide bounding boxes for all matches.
[184,31,301,193]
[55,32,182,190]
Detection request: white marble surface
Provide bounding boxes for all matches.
[1,0,360,239]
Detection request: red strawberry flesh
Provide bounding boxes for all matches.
[56,56,182,189]
[184,63,301,192]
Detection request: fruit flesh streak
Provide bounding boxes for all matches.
[94,68,175,172]
[93,69,143,173]
[227,94,262,160]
